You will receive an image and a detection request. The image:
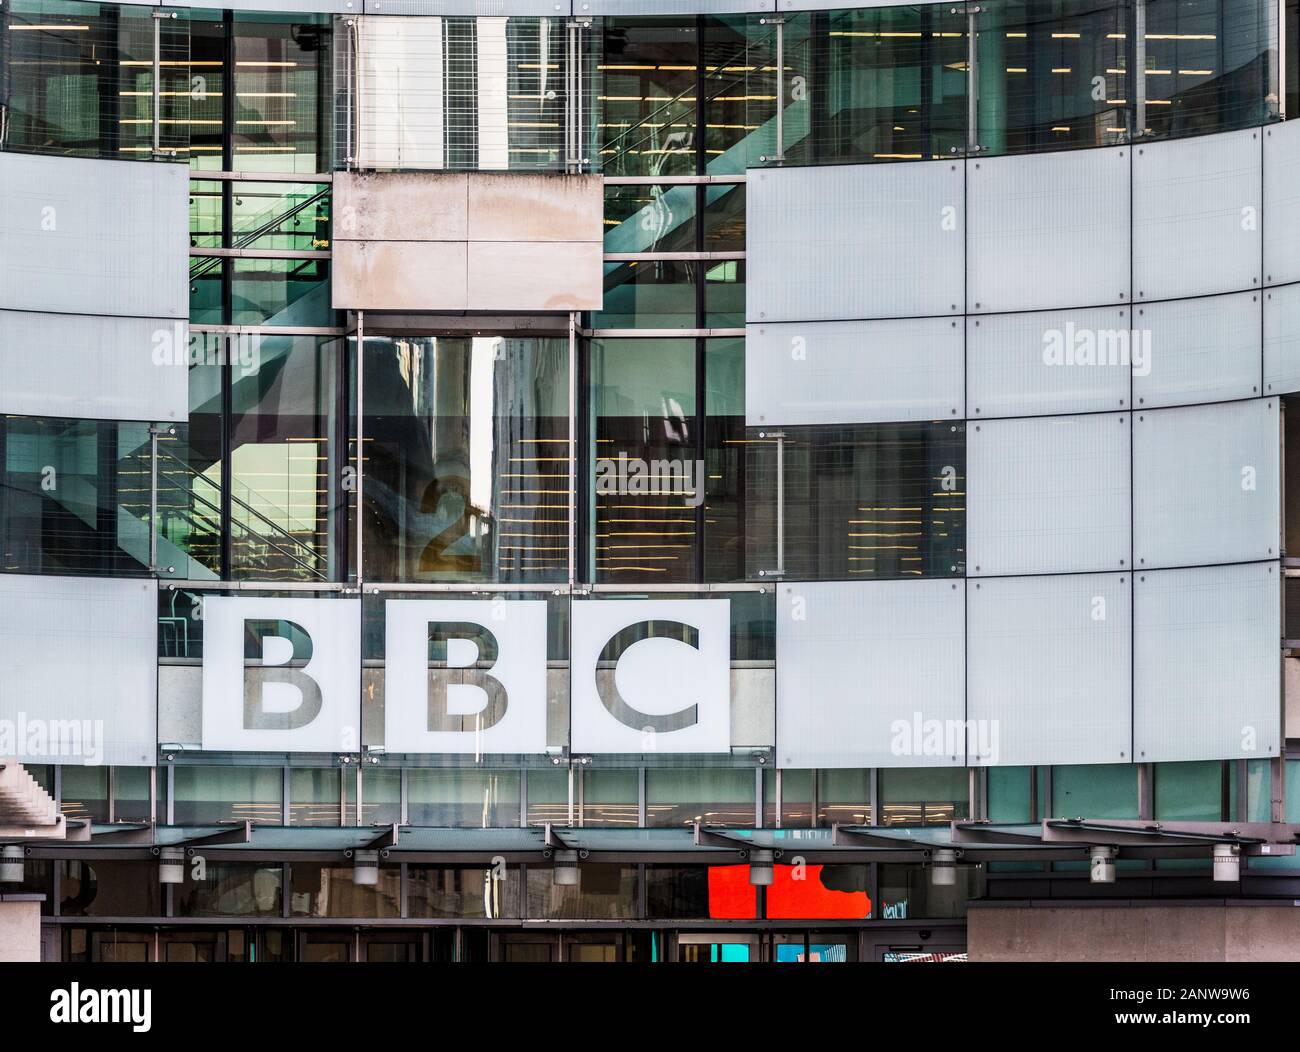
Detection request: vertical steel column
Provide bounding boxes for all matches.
[1281,0,1289,121]
[355,310,365,586]
[1134,0,1147,138]
[568,312,577,587]
[776,433,785,575]
[152,11,162,155]
[149,426,160,572]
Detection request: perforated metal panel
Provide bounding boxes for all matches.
[745,316,963,426]
[0,153,188,318]
[775,580,965,769]
[1133,290,1262,409]
[967,145,1130,314]
[1133,562,1280,764]
[967,306,1132,419]
[747,160,964,323]
[967,573,1131,768]
[0,575,157,766]
[1263,121,1300,288]
[1133,127,1263,302]
[0,311,188,422]
[1132,399,1279,570]
[1264,282,1300,396]
[967,413,1131,577]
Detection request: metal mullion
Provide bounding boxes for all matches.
[219,320,233,579]
[695,182,708,583]
[222,11,235,172]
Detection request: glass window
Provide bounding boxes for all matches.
[746,422,967,582]
[1140,0,1278,139]
[1051,762,1138,819]
[232,14,330,174]
[879,767,968,826]
[288,863,399,918]
[704,259,744,328]
[188,11,226,169]
[231,258,332,327]
[1154,760,1225,821]
[702,182,745,251]
[817,768,872,826]
[174,863,283,917]
[361,335,570,584]
[113,766,152,823]
[766,769,813,828]
[878,861,983,919]
[645,767,755,827]
[526,864,639,920]
[155,358,224,582]
[289,768,340,826]
[407,865,521,919]
[407,768,521,827]
[582,768,639,827]
[231,182,331,253]
[589,337,699,582]
[782,5,968,165]
[646,864,757,919]
[987,765,1037,823]
[702,15,778,173]
[597,17,700,178]
[604,183,697,254]
[228,335,342,581]
[190,180,224,250]
[172,765,283,825]
[596,260,701,330]
[60,860,162,917]
[3,0,187,160]
[59,765,107,823]
[526,768,570,827]
[977,0,1130,156]
[346,767,400,825]
[0,416,154,577]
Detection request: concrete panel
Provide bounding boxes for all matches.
[970,904,1300,963]
[0,575,157,767]
[0,153,188,319]
[158,664,202,748]
[1133,291,1262,409]
[1133,128,1263,302]
[332,241,469,310]
[467,241,603,310]
[967,306,1133,419]
[0,310,188,422]
[967,574,1131,768]
[1132,399,1279,569]
[1264,121,1300,288]
[731,667,774,749]
[967,146,1130,314]
[1264,282,1300,395]
[334,172,468,241]
[468,173,603,242]
[747,160,964,323]
[745,316,963,426]
[775,580,965,769]
[0,900,42,963]
[967,413,1131,577]
[1134,562,1280,764]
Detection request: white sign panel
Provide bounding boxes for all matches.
[570,599,731,754]
[201,596,360,752]
[384,599,548,754]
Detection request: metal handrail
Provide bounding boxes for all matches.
[190,186,330,281]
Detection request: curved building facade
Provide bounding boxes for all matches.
[1,0,1299,963]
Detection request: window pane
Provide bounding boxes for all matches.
[977,0,1129,156]
[702,182,745,251]
[230,258,332,327]
[766,769,813,828]
[604,184,697,253]
[60,765,107,823]
[526,864,638,919]
[597,18,699,178]
[60,860,162,916]
[362,335,570,584]
[174,863,283,917]
[407,865,521,919]
[702,15,777,173]
[879,767,968,826]
[746,422,967,581]
[782,6,968,165]
[1155,760,1224,821]
[289,863,399,918]
[645,767,754,828]
[113,766,152,823]
[1141,0,1277,139]
[582,768,639,827]
[987,765,1033,823]
[289,768,340,826]
[646,864,757,919]
[0,416,154,577]
[231,183,331,253]
[227,335,340,581]
[590,337,699,583]
[817,768,872,826]
[879,861,983,919]
[526,768,570,826]
[407,769,520,827]
[172,765,283,825]
[1052,762,1138,819]
[232,15,330,174]
[596,260,700,329]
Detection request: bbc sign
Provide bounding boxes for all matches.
[201,597,731,754]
